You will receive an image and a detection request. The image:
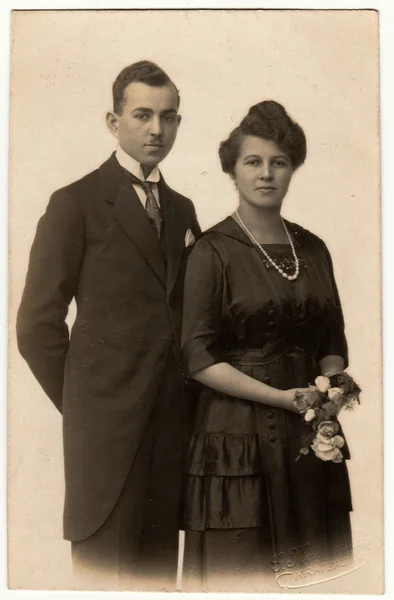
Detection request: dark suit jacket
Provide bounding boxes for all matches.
[16,153,201,541]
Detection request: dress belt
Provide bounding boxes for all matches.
[225,309,326,367]
[225,336,297,366]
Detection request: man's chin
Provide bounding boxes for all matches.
[142,148,169,165]
[141,159,162,168]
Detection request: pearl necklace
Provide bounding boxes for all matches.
[235,210,300,281]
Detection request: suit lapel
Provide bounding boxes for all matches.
[99,154,166,286]
[115,185,167,285]
[159,179,187,297]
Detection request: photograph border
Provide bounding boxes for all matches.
[2,2,392,599]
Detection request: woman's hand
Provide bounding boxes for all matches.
[282,388,313,413]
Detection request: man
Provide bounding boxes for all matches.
[16,61,201,590]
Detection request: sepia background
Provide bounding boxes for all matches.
[8,9,382,593]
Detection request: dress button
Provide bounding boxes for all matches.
[267,321,276,329]
[266,411,274,419]
[264,332,272,340]
[268,309,276,317]
[268,434,277,443]
[263,376,271,384]
[268,423,276,430]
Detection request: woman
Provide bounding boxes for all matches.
[181,101,353,591]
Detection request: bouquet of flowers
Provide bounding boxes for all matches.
[293,372,361,463]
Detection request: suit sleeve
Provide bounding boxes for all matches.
[16,189,85,413]
[190,202,202,238]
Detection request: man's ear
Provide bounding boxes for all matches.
[106,111,120,138]
[176,114,182,126]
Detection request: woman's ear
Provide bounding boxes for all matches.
[230,173,238,190]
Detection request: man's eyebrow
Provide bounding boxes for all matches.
[132,107,153,113]
[131,107,178,115]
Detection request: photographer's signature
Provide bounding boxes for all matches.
[272,530,371,589]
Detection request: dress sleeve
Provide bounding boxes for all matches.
[181,236,225,377]
[317,242,349,368]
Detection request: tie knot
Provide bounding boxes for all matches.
[123,168,156,193]
[140,180,153,194]
[123,168,162,237]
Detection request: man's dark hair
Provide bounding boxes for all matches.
[219,100,307,175]
[112,60,180,114]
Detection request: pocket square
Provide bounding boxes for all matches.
[185,228,196,248]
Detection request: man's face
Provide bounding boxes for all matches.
[107,81,181,167]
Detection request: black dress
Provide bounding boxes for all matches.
[181,217,353,590]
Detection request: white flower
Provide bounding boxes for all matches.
[315,375,331,393]
[332,435,345,448]
[327,387,344,403]
[312,437,335,451]
[304,408,316,422]
[332,450,344,463]
[311,429,345,462]
[317,420,339,438]
[311,437,344,462]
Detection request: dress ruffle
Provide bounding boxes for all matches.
[187,432,264,476]
[184,474,270,530]
[184,426,352,531]
[185,432,269,530]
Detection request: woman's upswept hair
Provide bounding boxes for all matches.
[219,100,307,175]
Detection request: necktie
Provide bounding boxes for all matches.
[124,170,162,238]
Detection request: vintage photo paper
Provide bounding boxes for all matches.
[8,8,382,594]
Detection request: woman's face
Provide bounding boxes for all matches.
[232,135,294,211]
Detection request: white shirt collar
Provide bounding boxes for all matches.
[115,146,160,183]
